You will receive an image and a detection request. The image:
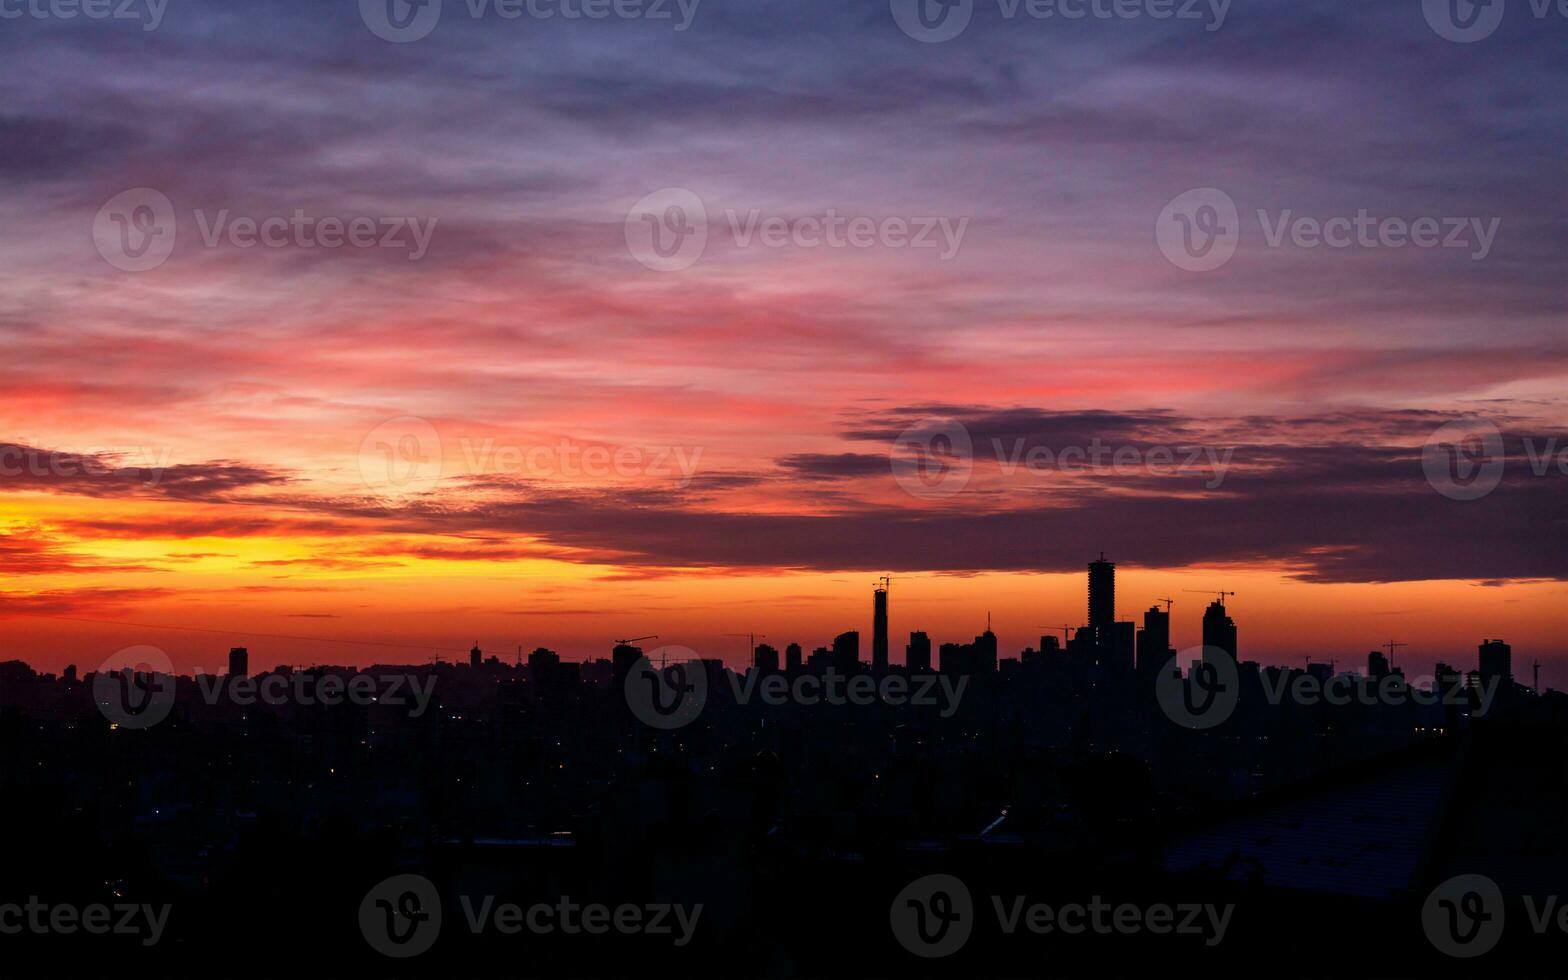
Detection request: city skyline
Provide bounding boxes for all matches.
[5,557,1554,693]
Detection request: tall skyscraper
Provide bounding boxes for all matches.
[1136,605,1171,678]
[785,642,803,673]
[754,643,780,674]
[1478,638,1512,683]
[470,642,483,669]
[228,646,248,677]
[1088,555,1115,631]
[1201,599,1237,667]
[832,631,860,673]
[872,582,889,673]
[906,631,931,672]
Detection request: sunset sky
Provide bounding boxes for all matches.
[2,0,1564,683]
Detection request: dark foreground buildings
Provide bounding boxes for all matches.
[0,559,1563,977]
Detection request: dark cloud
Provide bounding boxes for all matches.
[0,444,291,502]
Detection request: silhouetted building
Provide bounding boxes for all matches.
[832,631,860,673]
[755,643,780,674]
[1137,605,1172,679]
[612,643,643,685]
[228,647,248,677]
[974,627,998,674]
[1368,650,1390,678]
[471,641,483,669]
[1088,555,1115,630]
[785,642,802,673]
[1201,599,1238,669]
[906,631,931,672]
[1478,638,1511,684]
[872,583,889,673]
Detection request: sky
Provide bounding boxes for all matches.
[1,0,1565,683]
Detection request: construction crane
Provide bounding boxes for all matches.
[613,635,657,648]
[1183,590,1236,604]
[1154,597,1175,613]
[1383,640,1407,669]
[725,633,765,670]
